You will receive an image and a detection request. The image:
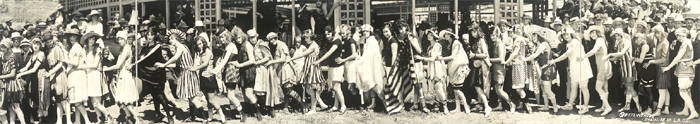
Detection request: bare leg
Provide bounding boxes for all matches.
[495,83,514,112]
[678,78,699,120]
[595,79,612,115]
[56,103,63,124]
[516,88,531,113]
[563,80,579,110]
[316,89,328,109]
[333,82,346,111]
[305,86,318,115]
[543,82,558,113]
[578,80,590,114]
[62,101,72,124]
[76,104,90,123]
[91,97,111,122]
[475,87,491,117]
[652,89,668,117]
[451,89,463,113]
[9,106,15,124]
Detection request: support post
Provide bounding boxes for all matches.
[364,0,371,24]
[252,0,257,29]
[454,0,458,35]
[166,0,170,29]
[292,0,296,37]
[411,0,416,34]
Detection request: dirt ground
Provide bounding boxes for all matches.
[86,95,695,124]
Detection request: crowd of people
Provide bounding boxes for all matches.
[0,0,699,124]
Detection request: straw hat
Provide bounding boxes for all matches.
[360,24,373,32]
[675,28,689,37]
[674,14,685,22]
[651,24,665,33]
[569,17,580,22]
[0,40,12,48]
[585,26,605,40]
[611,28,626,37]
[11,32,22,39]
[247,29,258,37]
[438,30,456,39]
[266,32,278,40]
[116,31,128,40]
[63,28,81,36]
[426,30,439,38]
[37,22,47,28]
[550,18,563,28]
[80,32,101,45]
[141,20,151,26]
[19,39,31,47]
[87,10,101,18]
[195,20,205,27]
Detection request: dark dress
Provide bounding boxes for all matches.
[3,53,23,103]
[538,43,557,81]
[138,44,167,85]
[656,41,672,89]
[238,42,256,89]
[635,43,656,88]
[383,37,415,114]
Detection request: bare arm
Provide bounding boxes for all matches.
[505,43,521,64]
[584,39,603,58]
[0,70,16,79]
[489,42,507,63]
[18,53,45,77]
[161,44,184,67]
[608,41,630,58]
[214,44,238,71]
[235,43,257,68]
[549,45,574,64]
[315,44,338,64]
[664,41,689,71]
[389,43,398,65]
[134,44,161,64]
[472,40,490,59]
[104,47,132,71]
[524,43,547,62]
[289,46,315,61]
[189,50,212,71]
[635,45,650,63]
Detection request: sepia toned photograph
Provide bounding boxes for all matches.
[0,0,700,123]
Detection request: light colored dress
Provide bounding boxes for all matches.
[254,42,283,106]
[447,40,470,87]
[291,45,307,83]
[356,36,384,92]
[47,43,68,99]
[427,43,446,82]
[113,47,139,105]
[567,39,594,82]
[511,36,528,89]
[274,41,297,85]
[67,45,88,103]
[85,49,107,97]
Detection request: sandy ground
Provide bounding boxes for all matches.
[82,95,695,124]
